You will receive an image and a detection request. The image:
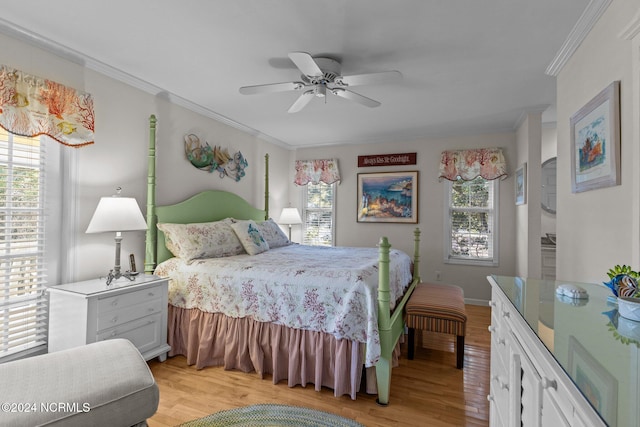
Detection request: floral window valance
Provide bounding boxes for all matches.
[294,158,341,186]
[0,65,94,147]
[438,147,507,181]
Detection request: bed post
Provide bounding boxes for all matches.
[264,153,269,220]
[144,115,157,275]
[413,227,421,282]
[376,236,392,406]
[375,229,421,406]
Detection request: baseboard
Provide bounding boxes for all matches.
[464,298,489,306]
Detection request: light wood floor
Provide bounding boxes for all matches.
[147,304,491,427]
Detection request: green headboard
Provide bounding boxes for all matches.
[144,114,270,272]
[155,190,266,265]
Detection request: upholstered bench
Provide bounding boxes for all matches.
[0,339,159,426]
[405,282,467,369]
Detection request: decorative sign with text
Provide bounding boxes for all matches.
[358,152,417,167]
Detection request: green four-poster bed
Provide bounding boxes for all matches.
[143,115,421,405]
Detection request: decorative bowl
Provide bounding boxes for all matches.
[616,316,640,341]
[617,297,640,321]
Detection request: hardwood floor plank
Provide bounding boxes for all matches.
[147,304,490,426]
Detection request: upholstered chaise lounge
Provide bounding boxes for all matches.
[0,339,159,426]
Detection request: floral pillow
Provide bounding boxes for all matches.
[230,219,270,255]
[256,218,291,248]
[157,219,245,262]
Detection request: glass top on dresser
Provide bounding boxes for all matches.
[490,275,639,427]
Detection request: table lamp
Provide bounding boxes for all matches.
[86,188,147,285]
[278,206,302,241]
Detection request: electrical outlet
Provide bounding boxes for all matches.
[435,270,441,281]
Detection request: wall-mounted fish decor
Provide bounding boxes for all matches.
[184,133,248,182]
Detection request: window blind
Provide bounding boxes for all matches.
[0,130,48,358]
[303,182,335,246]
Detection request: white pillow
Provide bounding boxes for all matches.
[256,218,291,248]
[230,219,270,255]
[157,219,244,262]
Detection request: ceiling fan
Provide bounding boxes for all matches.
[239,52,402,113]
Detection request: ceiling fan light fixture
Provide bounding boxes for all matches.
[315,84,326,98]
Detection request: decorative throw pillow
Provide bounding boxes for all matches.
[256,218,291,248]
[157,219,245,262]
[230,219,270,255]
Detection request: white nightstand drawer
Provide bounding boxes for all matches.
[97,286,162,313]
[98,312,163,355]
[48,275,170,361]
[96,297,162,331]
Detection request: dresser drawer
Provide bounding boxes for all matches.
[97,312,163,355]
[489,351,509,427]
[97,286,163,314]
[96,297,162,331]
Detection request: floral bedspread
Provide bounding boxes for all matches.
[154,244,413,366]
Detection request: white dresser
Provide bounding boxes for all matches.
[48,274,171,361]
[487,275,633,426]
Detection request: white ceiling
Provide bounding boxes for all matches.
[0,0,592,149]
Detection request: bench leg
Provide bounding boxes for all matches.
[407,328,415,360]
[456,335,464,369]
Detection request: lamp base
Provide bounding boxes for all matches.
[105,233,139,285]
[106,269,138,286]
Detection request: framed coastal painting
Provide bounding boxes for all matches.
[515,163,526,205]
[357,171,418,223]
[570,81,620,193]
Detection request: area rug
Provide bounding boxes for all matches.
[178,403,364,427]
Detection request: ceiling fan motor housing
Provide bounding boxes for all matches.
[302,57,341,84]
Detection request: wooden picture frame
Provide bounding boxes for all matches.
[515,163,526,205]
[570,81,620,193]
[357,171,418,223]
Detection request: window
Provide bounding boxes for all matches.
[445,177,498,266]
[302,182,336,246]
[0,130,64,360]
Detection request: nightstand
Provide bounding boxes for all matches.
[47,274,171,361]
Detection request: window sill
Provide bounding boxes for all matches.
[445,257,498,267]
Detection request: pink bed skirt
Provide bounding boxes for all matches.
[168,305,375,399]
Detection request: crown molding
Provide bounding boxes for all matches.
[0,19,292,150]
[545,0,612,76]
[619,8,640,40]
[514,106,549,130]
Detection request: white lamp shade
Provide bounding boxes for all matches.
[86,196,147,233]
[278,207,302,225]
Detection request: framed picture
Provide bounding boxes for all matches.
[357,171,418,223]
[568,335,618,425]
[515,163,526,205]
[570,81,620,193]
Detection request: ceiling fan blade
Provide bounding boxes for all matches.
[288,52,323,78]
[331,88,380,108]
[334,70,402,87]
[239,81,304,95]
[288,90,315,113]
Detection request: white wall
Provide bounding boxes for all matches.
[1,32,290,283]
[541,125,557,236]
[556,0,637,283]
[293,133,517,303]
[515,113,542,279]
